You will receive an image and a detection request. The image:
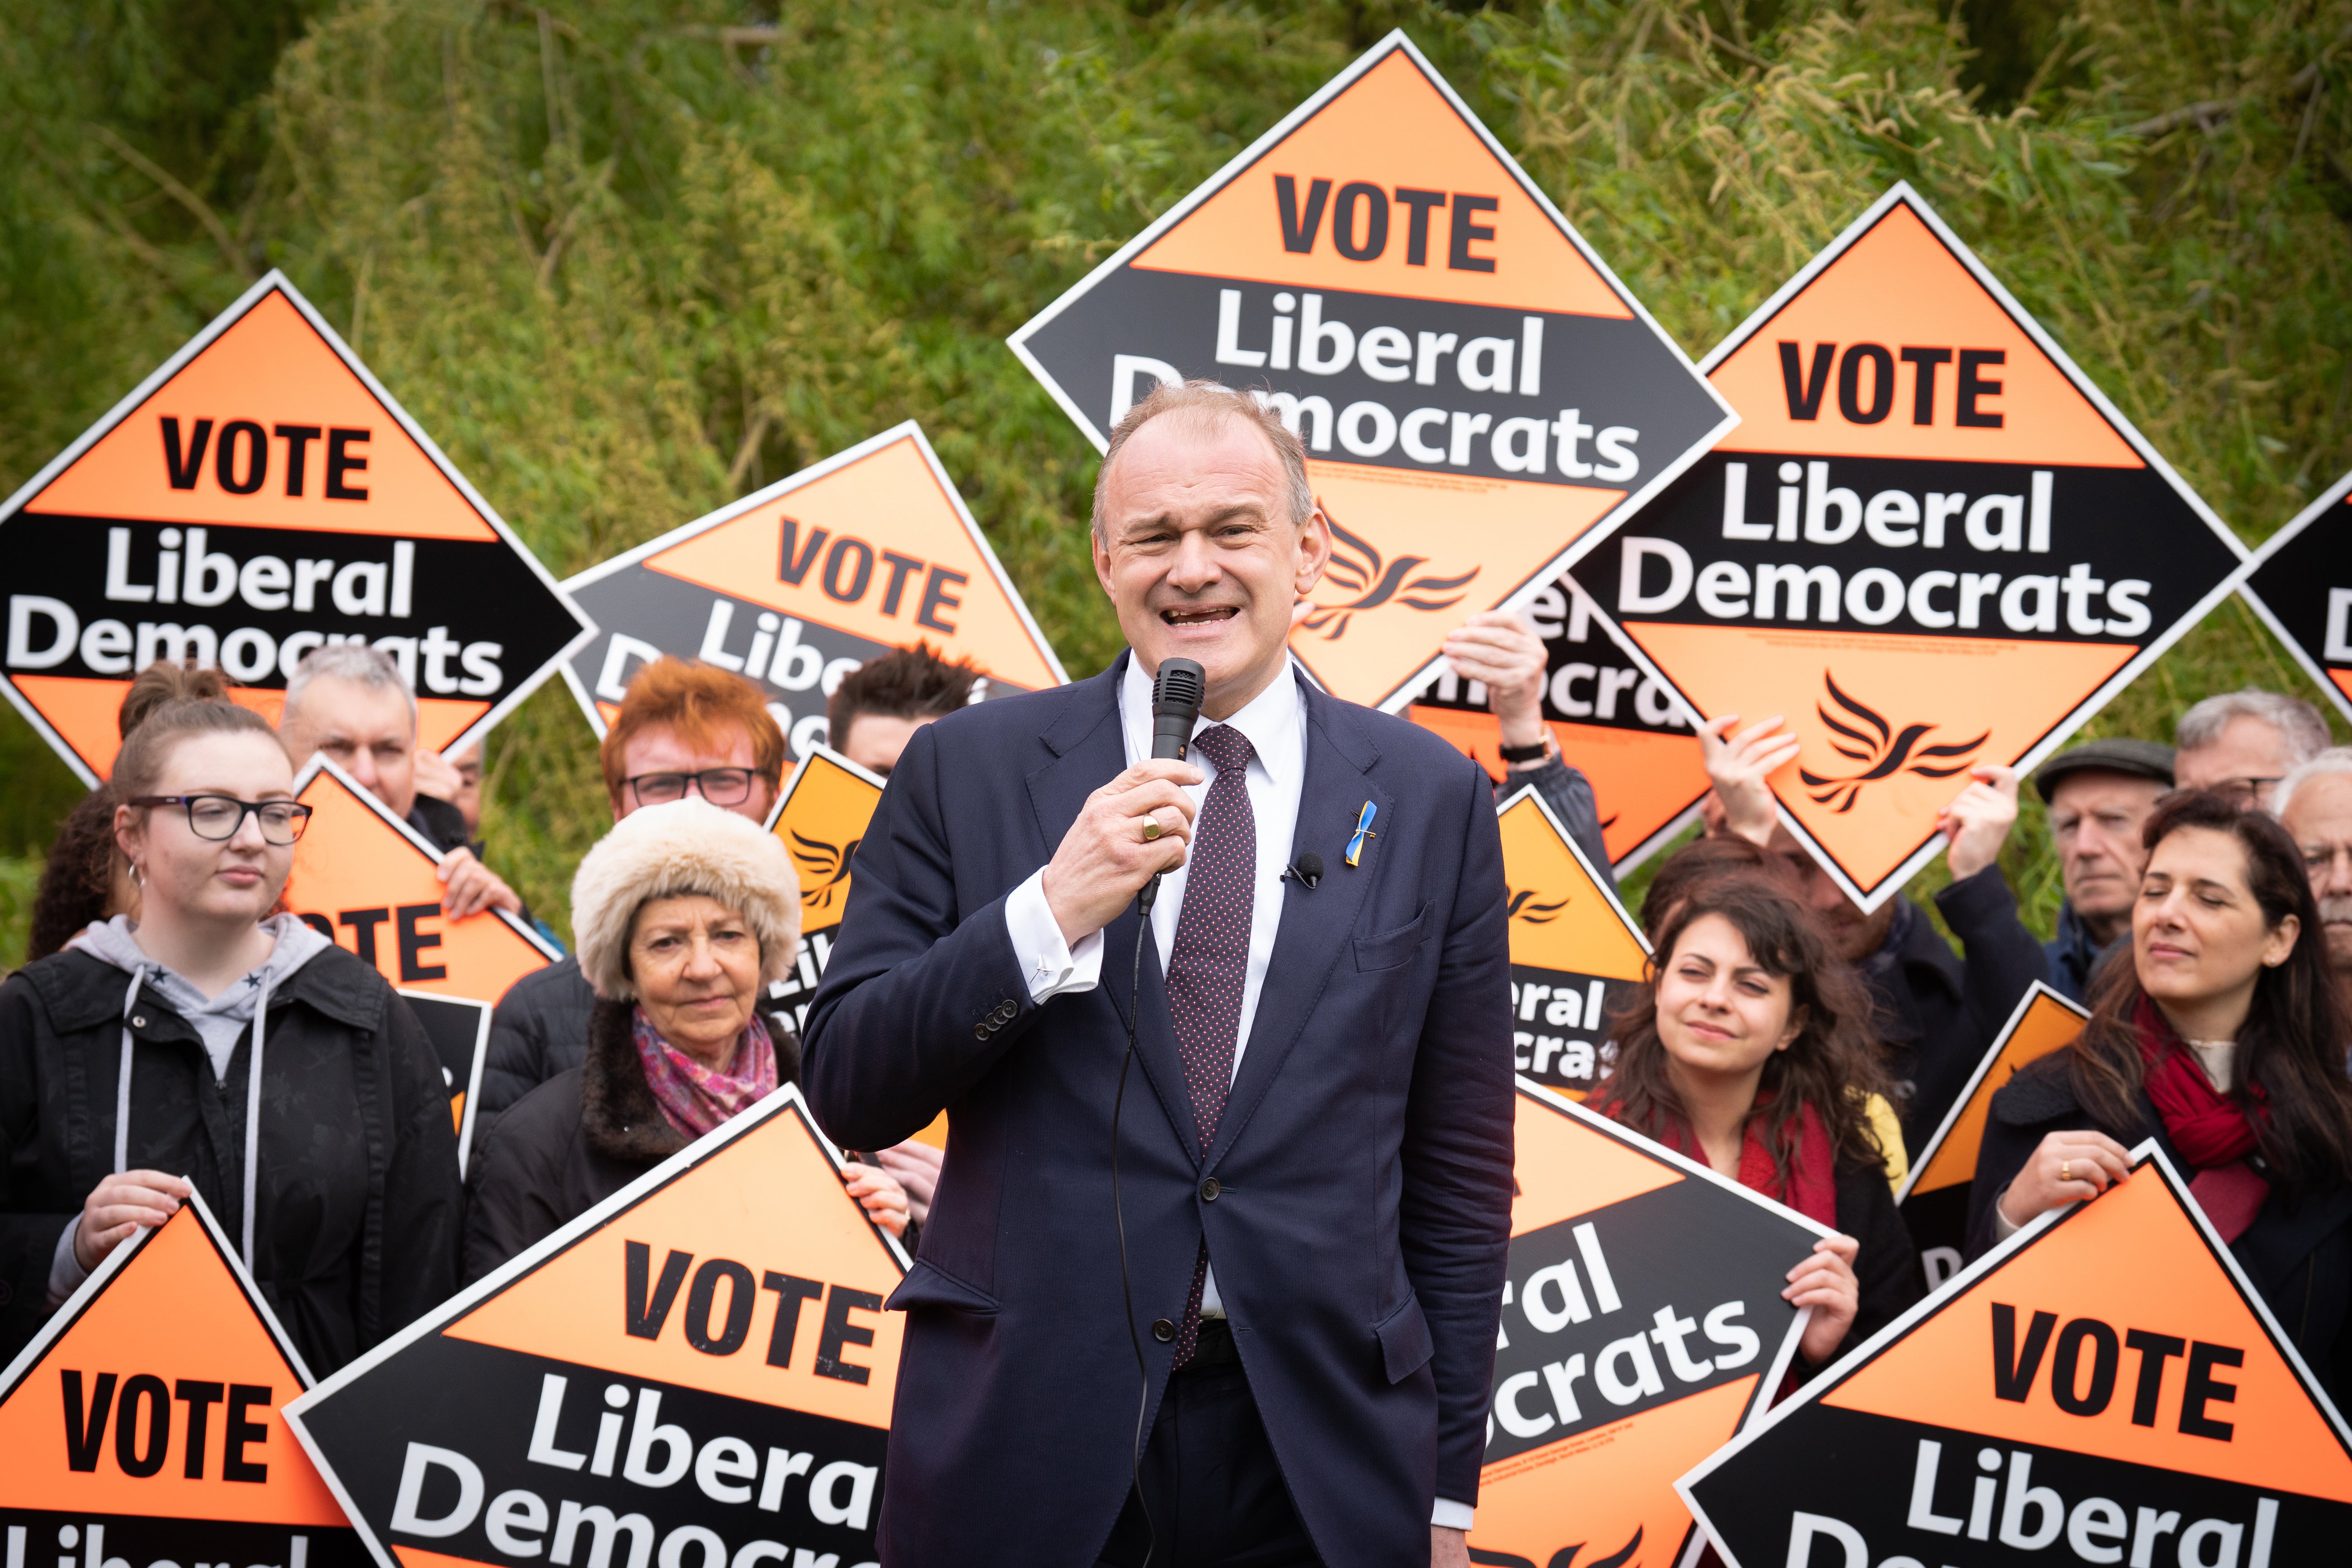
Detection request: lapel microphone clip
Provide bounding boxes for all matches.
[1280,852,1324,889]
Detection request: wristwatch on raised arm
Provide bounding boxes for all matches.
[1499,731,1558,768]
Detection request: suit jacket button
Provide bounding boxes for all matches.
[1152,1318,1176,1343]
[973,1022,991,1040]
[1199,1178,1220,1201]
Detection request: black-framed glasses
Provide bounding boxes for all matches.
[2211,776,2284,805]
[129,795,313,845]
[624,767,760,807]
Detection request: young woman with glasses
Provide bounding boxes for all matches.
[0,697,461,1373]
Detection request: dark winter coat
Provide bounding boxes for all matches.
[463,998,803,1283]
[477,954,599,1127]
[0,945,461,1375]
[1804,1157,1927,1378]
[1861,867,2050,1153]
[1968,1053,2352,1407]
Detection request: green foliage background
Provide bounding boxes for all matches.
[3,0,2350,959]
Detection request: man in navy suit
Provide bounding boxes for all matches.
[802,382,1513,1567]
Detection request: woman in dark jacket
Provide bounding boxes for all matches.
[1590,878,1923,1373]
[1969,789,2352,1403]
[464,798,909,1281]
[0,697,460,1374]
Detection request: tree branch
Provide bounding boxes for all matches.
[88,123,254,280]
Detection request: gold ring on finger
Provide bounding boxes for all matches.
[1141,817,1163,841]
[2061,1161,2072,1183]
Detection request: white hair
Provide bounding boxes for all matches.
[2176,688,2330,764]
[283,641,416,729]
[2273,746,2352,819]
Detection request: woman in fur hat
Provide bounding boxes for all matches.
[463,798,909,1281]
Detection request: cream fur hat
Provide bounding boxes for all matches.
[570,797,802,1001]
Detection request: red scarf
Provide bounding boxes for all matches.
[1615,1096,1837,1225]
[2136,998,2269,1241]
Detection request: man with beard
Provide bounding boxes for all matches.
[2032,739,2175,1002]
[1699,714,2047,1153]
[2277,750,2352,996]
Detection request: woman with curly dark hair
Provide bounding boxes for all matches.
[1969,789,2352,1398]
[1590,876,1923,1370]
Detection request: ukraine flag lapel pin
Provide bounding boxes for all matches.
[1346,800,1379,868]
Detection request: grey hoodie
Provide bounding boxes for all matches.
[68,913,334,1080]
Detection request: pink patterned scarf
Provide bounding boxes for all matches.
[631,1005,779,1139]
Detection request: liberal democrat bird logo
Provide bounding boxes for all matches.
[1506,887,1570,926]
[1466,1524,1643,1568]
[1299,513,1478,641]
[1798,671,1988,814]
[789,830,860,910]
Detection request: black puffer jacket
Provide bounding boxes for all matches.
[463,998,805,1283]
[1968,1054,2352,1407]
[477,954,600,1127]
[0,945,461,1374]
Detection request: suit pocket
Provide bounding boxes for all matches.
[885,1258,999,1315]
[1354,902,1435,972]
[1374,1294,1435,1383]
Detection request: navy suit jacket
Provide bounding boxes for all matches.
[802,655,1514,1566]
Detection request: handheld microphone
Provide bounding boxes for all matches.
[1138,658,1206,917]
[1281,852,1324,889]
[1149,657,1207,761]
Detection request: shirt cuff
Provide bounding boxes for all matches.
[1991,1184,2024,1242]
[1004,869,1104,1002]
[47,1218,87,1309]
[1431,1498,1475,1530]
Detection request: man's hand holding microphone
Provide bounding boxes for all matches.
[1041,659,1208,945]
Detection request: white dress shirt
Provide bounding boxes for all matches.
[1002,657,1476,1531]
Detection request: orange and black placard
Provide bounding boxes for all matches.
[0,1192,362,1566]
[0,271,591,786]
[1416,571,1708,871]
[284,1086,907,1568]
[1494,784,1650,1100]
[1897,981,2087,1289]
[397,989,496,1177]
[760,745,886,1037]
[2237,469,2352,727]
[1008,30,1734,715]
[1473,1082,1827,1568]
[1681,1144,2352,1567]
[560,422,1063,749]
[286,756,557,1009]
[1580,184,2246,910]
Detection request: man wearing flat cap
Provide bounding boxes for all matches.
[2032,738,2175,1001]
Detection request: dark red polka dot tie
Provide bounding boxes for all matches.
[1163,724,1256,1365]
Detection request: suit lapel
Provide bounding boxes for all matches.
[1024,653,1194,1157]
[1204,682,1387,1173]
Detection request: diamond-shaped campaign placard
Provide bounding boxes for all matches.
[1009,30,1733,714]
[285,1086,907,1568]
[1580,184,2245,910]
[1473,1082,1823,1568]
[1681,1145,2352,1567]
[0,272,591,784]
[760,745,885,1037]
[560,423,1062,753]
[1895,981,2087,1288]
[1494,784,1651,1100]
[0,1193,362,1565]
[285,756,559,1010]
[2237,468,2352,727]
[1414,571,1708,871]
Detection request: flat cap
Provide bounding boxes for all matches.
[2033,737,2176,803]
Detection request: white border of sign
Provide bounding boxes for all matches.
[284,1082,910,1568]
[1673,1142,2352,1568]
[1496,780,1653,954]
[0,269,595,785]
[1587,181,2250,912]
[291,751,565,965]
[397,987,495,1179]
[761,741,890,837]
[1005,28,1739,714]
[1893,978,2088,1208]
[558,420,1067,738]
[2233,467,2352,728]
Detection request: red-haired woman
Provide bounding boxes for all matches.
[1970,790,2352,1400]
[1591,878,1924,1370]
